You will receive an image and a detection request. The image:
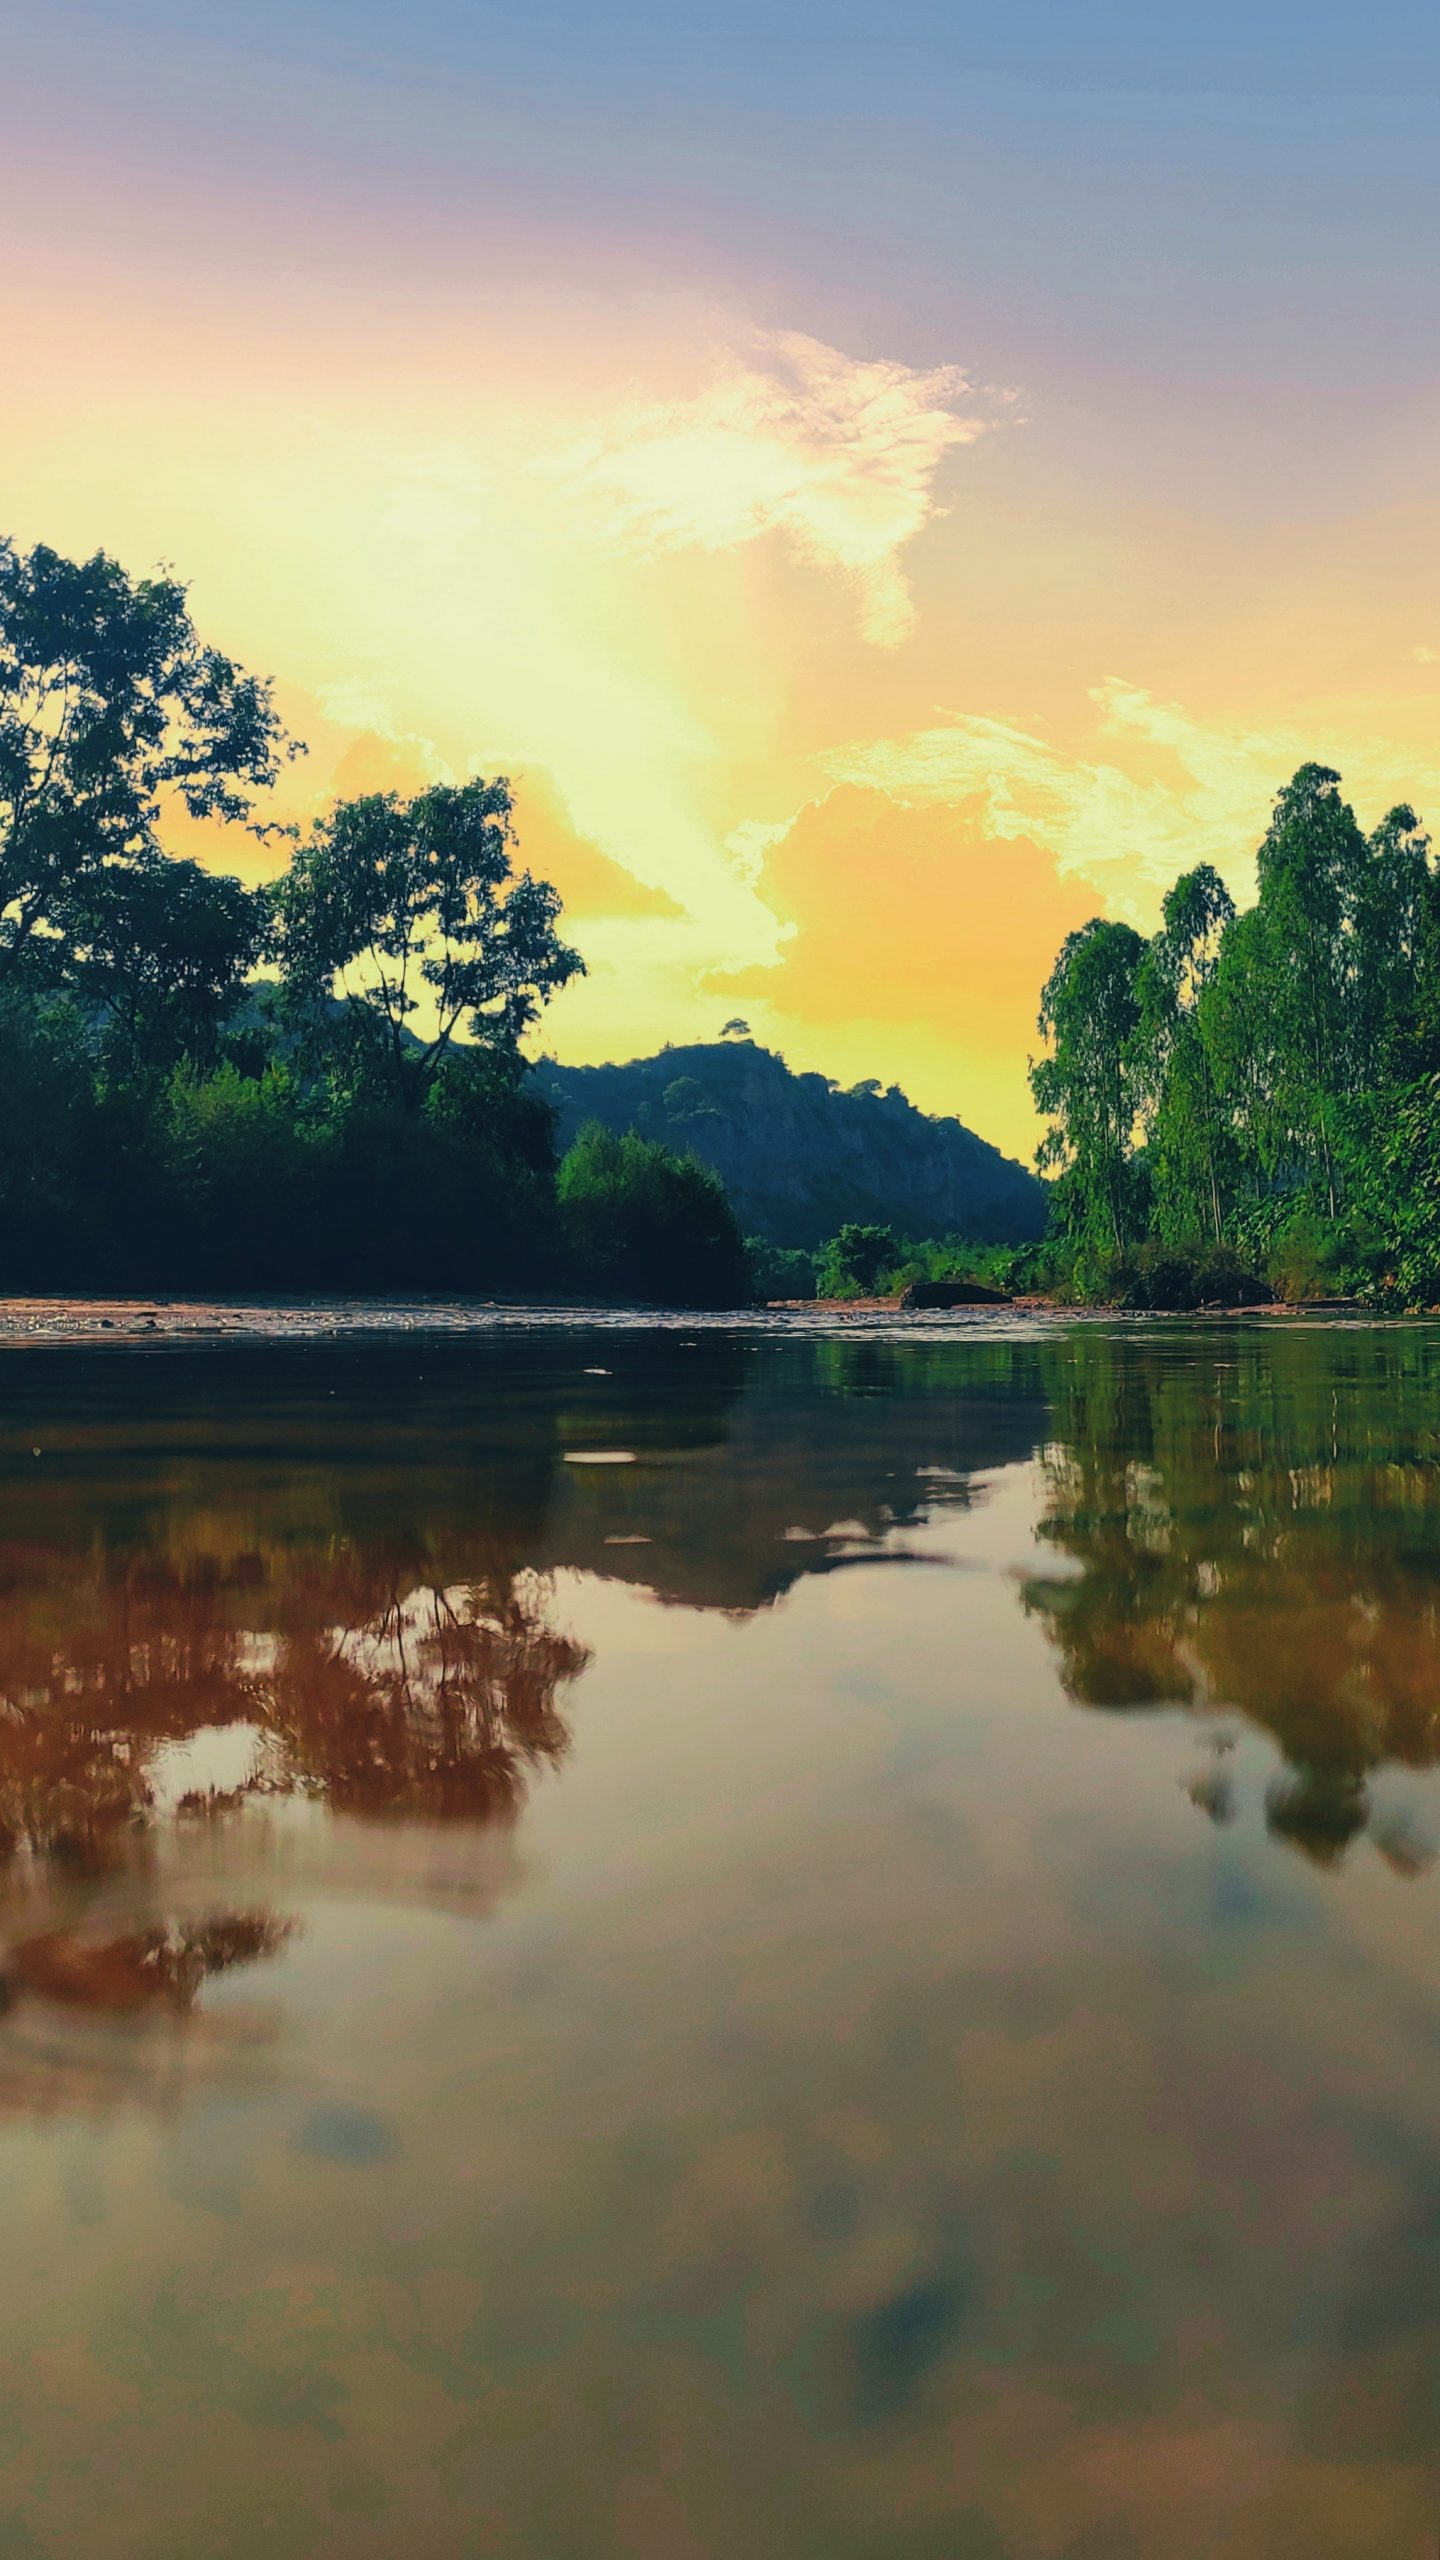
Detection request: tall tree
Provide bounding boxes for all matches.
[1250,764,1367,1219]
[278,781,585,1110]
[1137,863,1236,1242]
[0,537,293,985]
[1351,803,1434,1088]
[1031,918,1146,1256]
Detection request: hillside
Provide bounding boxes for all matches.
[533,1040,1046,1249]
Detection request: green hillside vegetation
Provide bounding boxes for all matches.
[533,1037,1045,1248]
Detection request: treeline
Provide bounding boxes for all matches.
[1031,764,1440,1306]
[0,535,748,1302]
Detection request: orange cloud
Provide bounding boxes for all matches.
[732,785,1095,1052]
[311,733,679,924]
[506,769,683,923]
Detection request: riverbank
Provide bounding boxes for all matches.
[0,1293,1408,1345]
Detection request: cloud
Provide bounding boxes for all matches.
[828,682,1440,911]
[556,331,987,646]
[724,783,1093,1038]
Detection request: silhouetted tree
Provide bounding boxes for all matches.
[0,535,293,986]
[279,780,584,1111]
[65,852,271,1075]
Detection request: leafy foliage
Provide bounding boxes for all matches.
[558,1124,750,1306]
[0,535,748,1306]
[0,535,293,992]
[1030,764,1440,1304]
[814,1222,898,1297]
[279,780,584,1111]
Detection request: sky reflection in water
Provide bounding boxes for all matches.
[0,1323,1436,2559]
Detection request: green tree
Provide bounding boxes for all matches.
[279,781,584,1111]
[1031,919,1147,1258]
[1249,764,1367,1219]
[558,1123,749,1305]
[65,852,270,1075]
[1137,863,1236,1243]
[0,536,293,986]
[1351,802,1434,1088]
[815,1222,897,1297]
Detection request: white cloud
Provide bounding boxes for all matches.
[555,330,987,647]
[827,682,1440,913]
[724,815,794,885]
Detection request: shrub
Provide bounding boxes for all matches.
[558,1123,750,1306]
[1089,1241,1269,1310]
[745,1237,816,1300]
[814,1222,897,1298]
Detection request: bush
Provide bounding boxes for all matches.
[558,1123,750,1306]
[1261,1210,1355,1305]
[814,1222,897,1298]
[745,1236,816,1300]
[1090,1241,1269,1310]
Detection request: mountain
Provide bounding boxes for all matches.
[532,1039,1047,1248]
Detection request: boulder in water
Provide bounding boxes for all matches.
[900,1280,1012,1310]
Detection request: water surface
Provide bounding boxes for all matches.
[0,1322,1436,2558]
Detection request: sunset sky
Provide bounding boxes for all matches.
[7,0,1440,1156]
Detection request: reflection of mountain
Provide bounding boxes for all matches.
[0,1336,1047,1884]
[8,1324,1433,1902]
[539,1338,1048,1608]
[1021,1327,1440,1868]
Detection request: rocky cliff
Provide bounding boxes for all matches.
[533,1040,1046,1248]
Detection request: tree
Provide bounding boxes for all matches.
[1031,919,1146,1257]
[558,1123,749,1305]
[719,1018,752,1041]
[815,1222,897,1296]
[279,780,584,1110]
[1136,864,1236,1243]
[0,536,293,985]
[1250,764,1367,1219]
[1351,803,1434,1088]
[65,853,270,1075]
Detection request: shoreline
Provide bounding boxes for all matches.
[0,1293,1416,1345]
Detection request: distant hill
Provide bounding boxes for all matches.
[533,1040,1047,1249]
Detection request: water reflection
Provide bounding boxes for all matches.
[0,1543,589,1868]
[0,1326,1436,2558]
[0,1328,1438,1897]
[1021,1327,1440,1870]
[0,1334,1044,1893]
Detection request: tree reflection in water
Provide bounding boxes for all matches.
[0,1552,590,1876]
[1022,1324,1440,1870]
[8,1910,295,2014]
[0,1323,1436,1908]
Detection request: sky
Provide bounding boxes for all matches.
[5,0,1440,1157]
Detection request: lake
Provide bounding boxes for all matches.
[0,1317,1436,2559]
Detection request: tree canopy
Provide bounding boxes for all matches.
[0,536,293,991]
[279,779,585,1110]
[1030,763,1440,1301]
